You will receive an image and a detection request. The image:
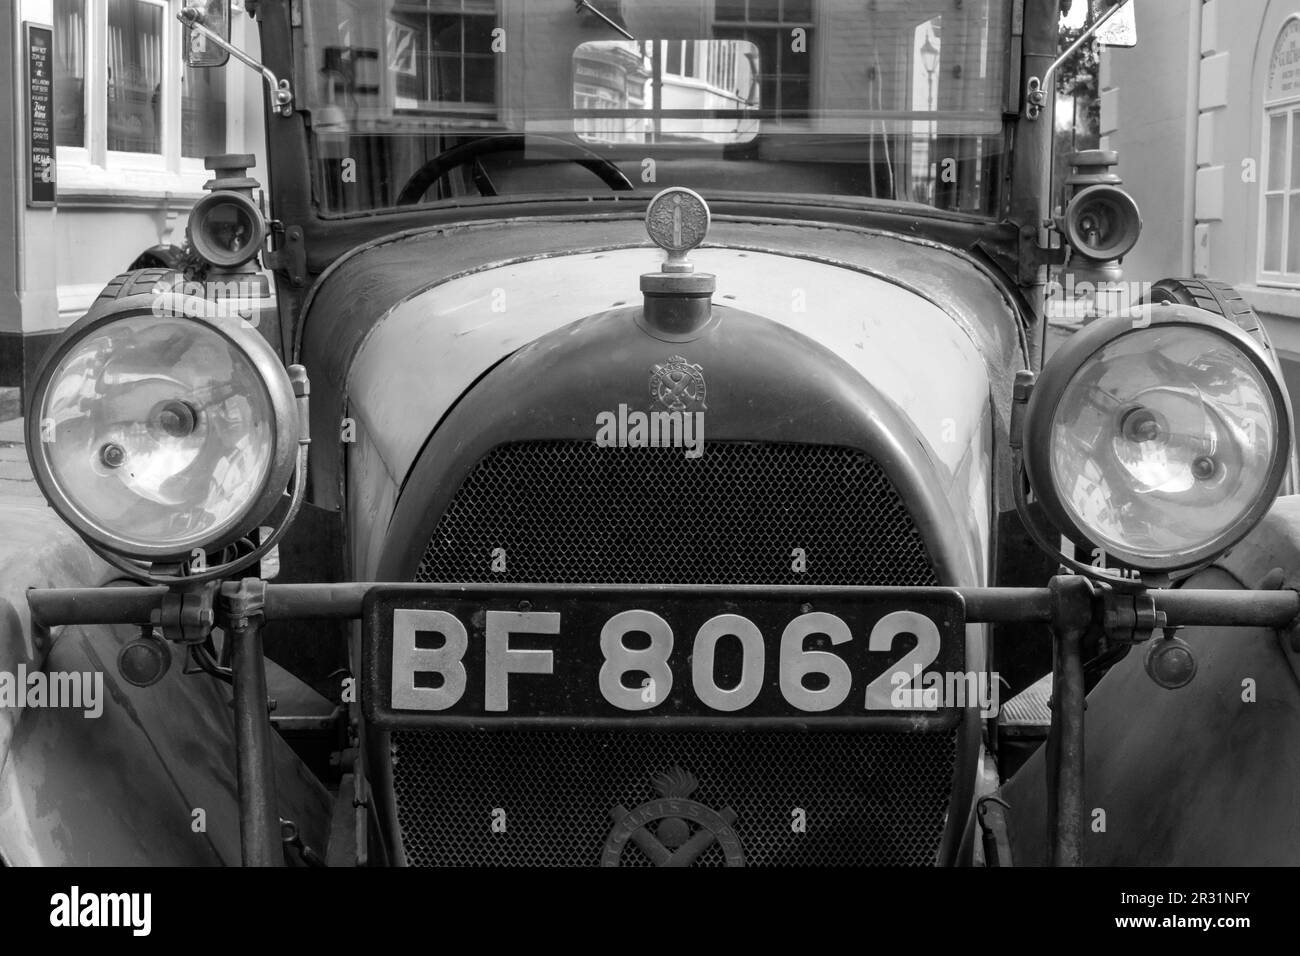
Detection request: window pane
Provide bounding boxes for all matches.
[750,0,780,22]
[463,56,495,104]
[107,0,163,153]
[781,39,812,77]
[182,67,226,158]
[1289,195,1300,274]
[54,0,86,147]
[1269,112,1287,191]
[1291,110,1300,190]
[431,55,464,101]
[783,0,814,20]
[666,41,682,76]
[463,15,495,55]
[715,0,747,21]
[1265,194,1284,272]
[422,12,498,105]
[783,76,811,113]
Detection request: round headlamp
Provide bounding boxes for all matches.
[187,191,267,268]
[28,304,298,561]
[1023,304,1292,573]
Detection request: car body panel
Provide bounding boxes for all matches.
[0,503,332,866]
[344,246,997,584]
[1000,497,1300,866]
[300,216,1027,513]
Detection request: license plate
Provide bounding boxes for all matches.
[363,586,966,728]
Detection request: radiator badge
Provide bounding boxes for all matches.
[650,355,707,412]
[594,356,706,458]
[601,767,744,867]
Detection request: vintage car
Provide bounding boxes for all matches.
[3,0,1300,868]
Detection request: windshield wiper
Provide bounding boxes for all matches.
[574,0,635,41]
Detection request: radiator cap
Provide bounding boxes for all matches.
[640,188,716,340]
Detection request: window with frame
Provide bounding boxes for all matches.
[54,0,87,147]
[1260,19,1300,285]
[53,0,234,188]
[714,0,814,117]
[107,0,164,154]
[389,0,499,112]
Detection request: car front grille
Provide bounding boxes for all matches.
[415,441,938,587]
[392,728,957,866]
[397,441,952,866]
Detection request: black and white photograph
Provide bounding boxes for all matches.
[0,0,1292,934]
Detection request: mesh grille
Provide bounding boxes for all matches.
[416,442,938,587]
[396,441,952,866]
[392,729,957,866]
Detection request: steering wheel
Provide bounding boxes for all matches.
[395,134,635,204]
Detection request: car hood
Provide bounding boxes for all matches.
[299,216,1027,580]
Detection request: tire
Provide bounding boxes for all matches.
[1143,277,1297,494]
[127,244,187,272]
[1145,277,1274,358]
[92,268,183,308]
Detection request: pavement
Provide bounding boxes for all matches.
[0,416,42,498]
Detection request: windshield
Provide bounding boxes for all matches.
[300,0,1012,218]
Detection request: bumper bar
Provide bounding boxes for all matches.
[26,577,1300,867]
[30,581,1300,630]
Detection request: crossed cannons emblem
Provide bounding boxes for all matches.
[601,767,745,867]
[649,356,707,413]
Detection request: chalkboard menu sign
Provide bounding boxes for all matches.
[26,23,55,207]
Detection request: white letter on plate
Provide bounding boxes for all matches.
[391,609,467,711]
[485,610,560,712]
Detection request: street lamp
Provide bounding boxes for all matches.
[920,31,939,200]
[920,33,939,109]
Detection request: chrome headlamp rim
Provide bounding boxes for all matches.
[26,296,299,562]
[1022,303,1293,573]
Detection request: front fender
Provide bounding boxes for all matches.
[0,500,112,768]
[1000,496,1300,866]
[0,500,331,865]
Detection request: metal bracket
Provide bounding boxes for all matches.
[151,582,220,644]
[1024,0,1132,120]
[219,577,268,631]
[1016,223,1067,286]
[1103,590,1167,644]
[178,9,294,117]
[264,223,308,287]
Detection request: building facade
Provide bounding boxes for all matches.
[1,0,266,413]
[1103,0,1300,404]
